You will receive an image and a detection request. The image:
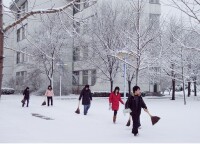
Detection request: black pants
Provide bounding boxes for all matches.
[22,98,29,107]
[132,115,140,134]
[114,110,118,116]
[47,97,53,106]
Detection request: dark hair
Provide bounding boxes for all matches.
[26,87,29,90]
[85,85,89,89]
[133,86,140,93]
[48,85,52,90]
[114,87,120,94]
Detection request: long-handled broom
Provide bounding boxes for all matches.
[75,100,80,114]
[144,109,160,125]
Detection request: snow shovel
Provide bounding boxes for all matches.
[145,109,160,125]
[75,100,80,114]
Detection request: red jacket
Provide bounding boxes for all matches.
[109,92,124,110]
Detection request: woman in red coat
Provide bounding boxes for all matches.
[109,87,124,123]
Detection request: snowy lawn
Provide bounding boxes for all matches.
[0,94,200,143]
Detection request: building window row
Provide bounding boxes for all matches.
[149,0,160,4]
[16,48,29,64]
[73,69,96,86]
[16,71,27,85]
[73,46,89,61]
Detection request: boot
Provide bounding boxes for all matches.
[113,116,116,123]
[126,119,131,126]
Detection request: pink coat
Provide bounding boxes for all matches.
[109,92,124,110]
[45,90,54,97]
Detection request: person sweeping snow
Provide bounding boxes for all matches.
[109,87,124,123]
[79,85,92,115]
[126,86,160,136]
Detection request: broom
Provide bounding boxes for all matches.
[144,109,160,125]
[75,100,80,114]
[41,97,46,106]
[126,115,131,126]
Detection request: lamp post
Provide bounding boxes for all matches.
[116,50,128,103]
[116,49,137,105]
[56,63,67,99]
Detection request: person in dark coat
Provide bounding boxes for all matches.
[125,93,141,128]
[109,87,124,123]
[22,87,30,107]
[79,85,92,115]
[126,86,149,136]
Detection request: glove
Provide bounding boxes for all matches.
[123,108,132,115]
[109,103,111,110]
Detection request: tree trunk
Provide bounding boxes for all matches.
[188,81,191,97]
[128,81,131,95]
[172,79,175,100]
[182,80,186,105]
[110,80,113,92]
[194,80,197,96]
[0,0,4,98]
[135,68,139,86]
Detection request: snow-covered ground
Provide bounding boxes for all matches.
[0,94,200,143]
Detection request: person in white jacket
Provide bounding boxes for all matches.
[45,85,54,106]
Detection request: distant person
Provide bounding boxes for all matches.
[126,86,149,136]
[22,87,30,107]
[45,85,54,106]
[109,87,124,123]
[79,85,92,115]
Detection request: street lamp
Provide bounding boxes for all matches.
[56,63,67,99]
[115,49,137,104]
[116,50,129,103]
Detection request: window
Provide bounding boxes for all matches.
[73,47,81,61]
[16,52,20,64]
[82,70,88,85]
[22,24,27,39]
[149,0,160,4]
[16,48,28,64]
[91,70,96,86]
[16,1,28,19]
[149,14,160,28]
[17,24,28,42]
[16,71,27,85]
[73,71,80,85]
[83,45,88,60]
[73,0,80,15]
[17,29,21,42]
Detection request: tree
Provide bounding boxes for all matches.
[84,2,122,92]
[170,0,200,24]
[28,15,70,87]
[118,0,161,86]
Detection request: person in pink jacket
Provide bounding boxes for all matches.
[45,85,54,106]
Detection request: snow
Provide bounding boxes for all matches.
[0,94,200,143]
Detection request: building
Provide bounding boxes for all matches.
[3,0,161,95]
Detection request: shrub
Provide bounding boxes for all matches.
[1,87,15,95]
